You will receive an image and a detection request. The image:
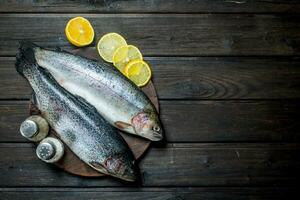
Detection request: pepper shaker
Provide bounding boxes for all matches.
[20,115,49,142]
[36,137,64,163]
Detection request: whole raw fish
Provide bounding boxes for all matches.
[21,41,163,141]
[16,44,138,181]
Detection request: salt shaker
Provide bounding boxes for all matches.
[36,137,64,163]
[20,115,49,142]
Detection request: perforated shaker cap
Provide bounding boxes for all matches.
[36,142,56,161]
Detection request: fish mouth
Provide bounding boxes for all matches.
[143,131,163,141]
[89,161,138,182]
[116,171,137,182]
[110,162,138,182]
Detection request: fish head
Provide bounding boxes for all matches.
[103,156,138,182]
[90,155,137,182]
[132,111,163,141]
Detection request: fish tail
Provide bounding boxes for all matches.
[15,41,38,76]
[19,40,38,63]
[15,51,28,77]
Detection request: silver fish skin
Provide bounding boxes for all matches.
[15,45,138,182]
[25,42,163,141]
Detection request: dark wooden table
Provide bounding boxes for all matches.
[0,1,300,199]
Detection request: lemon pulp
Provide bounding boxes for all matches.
[97,33,127,63]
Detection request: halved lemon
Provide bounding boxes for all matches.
[125,60,152,87]
[113,45,143,74]
[97,33,127,63]
[65,17,94,47]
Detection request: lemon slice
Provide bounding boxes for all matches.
[113,45,143,74]
[125,60,152,87]
[65,17,94,47]
[97,33,127,63]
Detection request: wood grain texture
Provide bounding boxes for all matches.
[0,14,300,56]
[0,0,300,13]
[1,100,299,142]
[0,143,299,187]
[1,0,300,199]
[1,56,300,100]
[161,100,300,142]
[0,187,297,200]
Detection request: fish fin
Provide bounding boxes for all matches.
[30,93,42,115]
[15,51,28,77]
[31,93,38,106]
[115,121,132,129]
[15,44,39,77]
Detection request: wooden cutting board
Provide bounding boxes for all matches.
[29,47,159,177]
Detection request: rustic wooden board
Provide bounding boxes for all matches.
[26,48,159,177]
[1,56,300,100]
[0,187,297,200]
[1,100,299,142]
[0,14,300,56]
[0,143,299,187]
[1,0,300,13]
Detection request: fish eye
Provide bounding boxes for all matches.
[153,125,160,132]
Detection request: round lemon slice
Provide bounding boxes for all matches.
[113,45,143,74]
[125,60,152,87]
[65,17,94,47]
[97,33,127,63]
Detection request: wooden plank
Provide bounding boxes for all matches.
[161,100,300,142]
[0,100,299,142]
[0,187,296,200]
[1,56,300,100]
[0,143,298,187]
[153,57,300,99]
[0,57,30,99]
[0,101,28,142]
[0,0,300,13]
[0,14,300,56]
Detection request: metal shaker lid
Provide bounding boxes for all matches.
[20,119,39,138]
[36,137,64,163]
[36,142,56,161]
